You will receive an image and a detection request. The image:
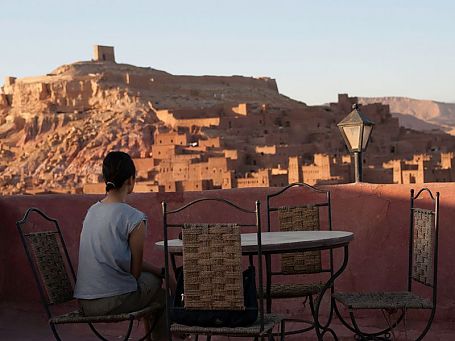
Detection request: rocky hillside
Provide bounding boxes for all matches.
[0,61,304,194]
[359,97,455,134]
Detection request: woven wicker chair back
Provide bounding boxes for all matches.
[278,206,322,274]
[27,231,74,304]
[182,224,244,310]
[412,209,435,286]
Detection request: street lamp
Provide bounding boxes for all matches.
[337,103,375,182]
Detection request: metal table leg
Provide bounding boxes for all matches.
[313,245,350,340]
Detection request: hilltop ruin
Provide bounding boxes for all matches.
[1,46,455,195]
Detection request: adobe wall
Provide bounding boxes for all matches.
[152,145,175,159]
[154,132,187,146]
[223,149,238,160]
[4,76,16,87]
[82,183,105,194]
[0,94,9,108]
[1,183,455,321]
[288,156,303,183]
[363,168,394,184]
[199,137,220,148]
[133,157,154,171]
[232,103,250,116]
[256,145,276,154]
[237,170,270,188]
[160,75,279,94]
[134,182,161,193]
[171,106,223,119]
[155,109,177,126]
[220,114,264,130]
[11,82,50,109]
[156,108,221,129]
[175,117,220,128]
[9,79,96,113]
[269,173,288,187]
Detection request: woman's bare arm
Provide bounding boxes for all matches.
[129,222,164,280]
[128,221,146,279]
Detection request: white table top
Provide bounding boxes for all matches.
[156,230,354,254]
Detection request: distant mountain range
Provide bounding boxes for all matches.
[359,97,455,135]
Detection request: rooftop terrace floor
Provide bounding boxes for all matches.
[2,302,454,340]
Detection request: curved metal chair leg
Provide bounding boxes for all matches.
[416,307,436,341]
[334,300,405,338]
[323,296,335,330]
[349,311,393,340]
[88,319,134,341]
[308,294,320,336]
[49,322,63,341]
[333,301,404,336]
[137,314,160,341]
[89,323,110,341]
[312,292,336,332]
[334,300,359,333]
[309,294,316,320]
[314,291,335,331]
[268,295,315,338]
[122,319,135,341]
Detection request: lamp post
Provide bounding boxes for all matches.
[337,103,375,182]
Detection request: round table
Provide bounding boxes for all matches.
[156,230,353,255]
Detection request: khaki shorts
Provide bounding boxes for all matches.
[79,272,164,316]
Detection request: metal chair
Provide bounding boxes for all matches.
[333,188,440,340]
[17,207,162,341]
[265,182,334,337]
[162,198,284,340]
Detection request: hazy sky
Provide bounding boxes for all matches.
[0,0,454,105]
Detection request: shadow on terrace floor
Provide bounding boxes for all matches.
[1,302,455,341]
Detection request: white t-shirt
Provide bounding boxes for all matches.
[74,202,147,299]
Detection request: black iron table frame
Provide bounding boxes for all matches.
[166,239,351,341]
[262,243,349,340]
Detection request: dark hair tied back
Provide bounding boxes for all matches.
[102,151,136,192]
[105,181,116,192]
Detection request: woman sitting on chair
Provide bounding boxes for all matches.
[74,151,166,340]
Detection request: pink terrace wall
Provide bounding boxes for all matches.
[1,183,454,321]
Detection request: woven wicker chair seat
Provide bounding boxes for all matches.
[50,303,162,324]
[333,291,433,310]
[269,282,324,298]
[170,314,282,336]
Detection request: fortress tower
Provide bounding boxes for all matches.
[93,45,115,62]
